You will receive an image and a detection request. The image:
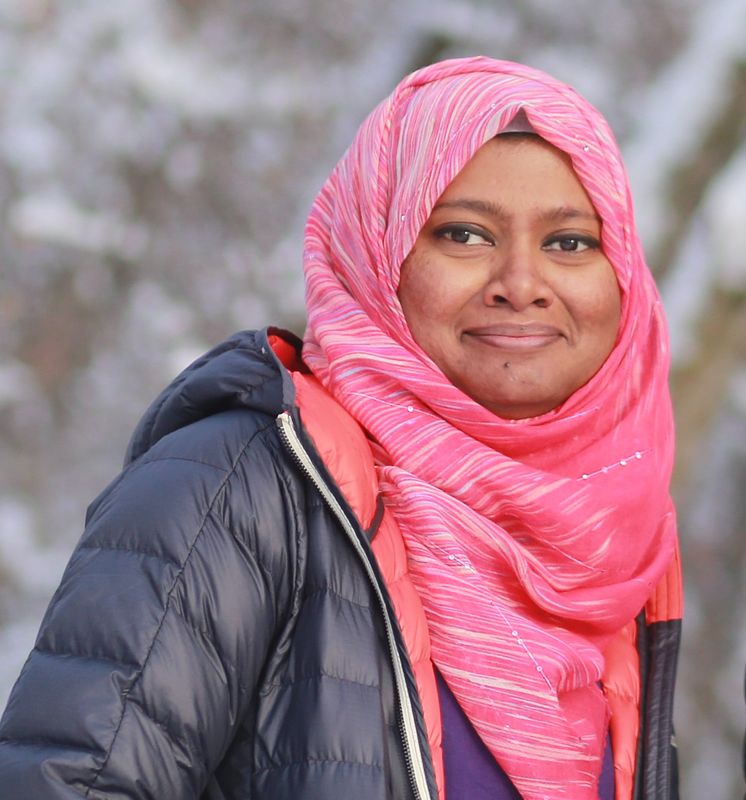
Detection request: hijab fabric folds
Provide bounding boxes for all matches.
[303,57,677,800]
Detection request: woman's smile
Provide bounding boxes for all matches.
[463,322,564,351]
[398,134,622,419]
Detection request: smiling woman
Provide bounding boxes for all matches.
[398,135,622,419]
[0,57,680,800]
[304,57,680,800]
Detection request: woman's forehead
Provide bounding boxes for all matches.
[435,135,597,208]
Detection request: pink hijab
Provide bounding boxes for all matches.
[303,57,677,800]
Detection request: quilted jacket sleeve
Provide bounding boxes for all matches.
[0,412,300,799]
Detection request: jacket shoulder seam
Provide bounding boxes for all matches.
[263,669,380,692]
[31,645,141,672]
[303,584,371,610]
[253,755,384,775]
[138,454,229,471]
[0,736,99,755]
[77,543,181,569]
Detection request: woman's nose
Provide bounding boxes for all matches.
[482,247,552,310]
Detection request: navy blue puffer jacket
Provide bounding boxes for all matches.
[0,329,437,800]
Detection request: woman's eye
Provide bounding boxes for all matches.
[437,226,493,246]
[543,235,599,253]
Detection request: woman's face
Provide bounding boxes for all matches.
[398,135,621,419]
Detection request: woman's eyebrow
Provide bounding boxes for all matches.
[433,198,506,216]
[432,199,600,224]
[539,205,601,223]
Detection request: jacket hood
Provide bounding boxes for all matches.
[125,328,301,464]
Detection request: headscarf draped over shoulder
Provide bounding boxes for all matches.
[303,57,677,800]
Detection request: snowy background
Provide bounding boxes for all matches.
[1,0,745,796]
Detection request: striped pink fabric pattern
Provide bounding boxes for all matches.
[303,57,677,800]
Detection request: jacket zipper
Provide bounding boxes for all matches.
[276,411,433,800]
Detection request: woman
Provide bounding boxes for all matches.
[0,57,681,799]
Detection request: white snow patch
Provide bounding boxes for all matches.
[703,143,746,291]
[660,140,746,368]
[624,0,746,252]
[123,36,250,120]
[9,191,148,257]
[1,118,62,176]
[0,498,68,595]
[126,281,196,341]
[0,361,39,407]
[0,619,39,711]
[659,214,712,367]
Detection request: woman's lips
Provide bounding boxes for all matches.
[464,324,563,351]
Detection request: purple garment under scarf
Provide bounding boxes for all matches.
[436,671,615,799]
